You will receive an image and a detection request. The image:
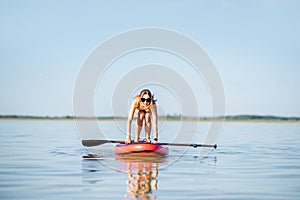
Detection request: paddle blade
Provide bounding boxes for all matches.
[82,139,108,147]
[82,139,124,147]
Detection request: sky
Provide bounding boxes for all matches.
[0,0,299,117]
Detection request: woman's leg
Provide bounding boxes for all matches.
[144,112,151,142]
[135,110,145,142]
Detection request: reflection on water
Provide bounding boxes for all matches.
[81,154,166,199]
[124,161,159,199]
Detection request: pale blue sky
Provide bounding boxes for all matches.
[0,0,299,117]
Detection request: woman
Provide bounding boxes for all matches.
[125,89,158,144]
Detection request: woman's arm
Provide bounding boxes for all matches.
[151,104,158,141]
[126,100,137,143]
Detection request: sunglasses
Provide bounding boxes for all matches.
[141,98,151,103]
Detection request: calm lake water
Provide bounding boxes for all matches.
[0,119,299,199]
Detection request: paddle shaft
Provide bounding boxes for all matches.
[156,142,217,149]
[82,139,217,149]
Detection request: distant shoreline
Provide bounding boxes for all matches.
[0,115,299,123]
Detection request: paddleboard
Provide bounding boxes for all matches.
[114,142,168,158]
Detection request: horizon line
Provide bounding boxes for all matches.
[0,114,299,121]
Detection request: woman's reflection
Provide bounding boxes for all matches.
[124,161,159,199]
[82,153,166,199]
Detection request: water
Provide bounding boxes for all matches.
[0,119,299,199]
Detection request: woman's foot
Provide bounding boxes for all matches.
[125,137,132,144]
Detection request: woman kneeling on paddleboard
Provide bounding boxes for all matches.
[125,89,158,144]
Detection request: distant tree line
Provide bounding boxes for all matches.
[1,114,299,122]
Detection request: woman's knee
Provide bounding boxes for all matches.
[145,114,151,127]
[137,119,144,127]
[137,111,145,126]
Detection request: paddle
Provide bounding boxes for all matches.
[82,139,217,149]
